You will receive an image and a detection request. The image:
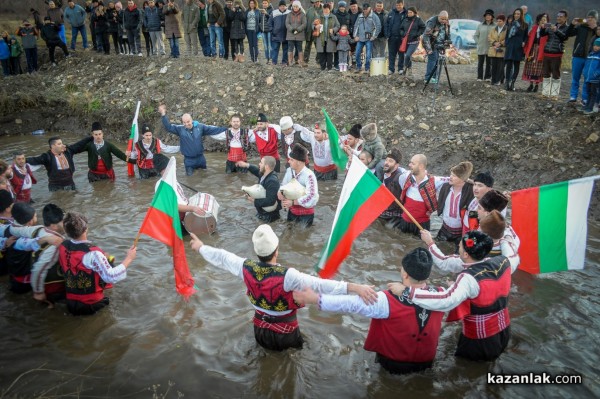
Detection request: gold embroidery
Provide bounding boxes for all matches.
[259,298,271,310]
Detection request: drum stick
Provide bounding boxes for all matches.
[180,182,200,193]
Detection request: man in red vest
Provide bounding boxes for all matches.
[293,247,445,374]
[10,152,37,203]
[249,113,282,172]
[390,230,517,361]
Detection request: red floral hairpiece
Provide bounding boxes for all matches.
[465,238,475,248]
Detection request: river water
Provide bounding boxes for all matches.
[0,132,598,398]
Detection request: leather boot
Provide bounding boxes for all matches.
[533,84,539,92]
[527,83,534,92]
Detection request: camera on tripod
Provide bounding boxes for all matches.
[435,40,452,51]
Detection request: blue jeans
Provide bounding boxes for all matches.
[246,29,258,62]
[271,40,288,65]
[570,56,588,102]
[168,35,180,58]
[58,24,67,45]
[198,28,211,56]
[71,25,88,49]
[208,25,224,57]
[403,43,418,70]
[261,31,271,61]
[425,50,440,80]
[184,155,207,176]
[355,40,372,71]
[25,48,38,73]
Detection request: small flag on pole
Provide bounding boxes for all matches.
[322,108,348,171]
[126,101,141,177]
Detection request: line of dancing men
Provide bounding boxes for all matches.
[1,105,521,375]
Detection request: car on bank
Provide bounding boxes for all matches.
[449,19,480,49]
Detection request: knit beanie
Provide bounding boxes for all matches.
[280,116,293,130]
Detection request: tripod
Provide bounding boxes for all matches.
[422,50,455,108]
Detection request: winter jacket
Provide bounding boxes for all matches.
[363,135,386,169]
[16,26,38,49]
[64,4,87,27]
[163,3,182,38]
[182,3,200,34]
[40,23,62,45]
[144,5,163,32]
[207,1,226,26]
[474,20,495,55]
[47,7,64,25]
[246,9,260,31]
[331,31,353,51]
[583,50,600,84]
[286,10,306,42]
[348,9,362,38]
[270,8,290,43]
[567,23,597,58]
[422,15,450,53]
[487,25,507,58]
[0,39,8,60]
[259,8,273,33]
[373,10,387,38]
[504,21,527,61]
[106,8,120,33]
[385,7,406,39]
[123,6,142,31]
[198,5,208,29]
[540,23,569,55]
[9,38,22,58]
[228,8,246,40]
[92,12,109,34]
[333,9,349,31]
[31,9,43,30]
[399,15,425,43]
[315,14,340,53]
[353,11,381,43]
[305,6,324,41]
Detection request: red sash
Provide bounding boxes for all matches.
[462,308,510,339]
[227,147,247,162]
[90,159,116,181]
[290,205,314,215]
[313,163,336,173]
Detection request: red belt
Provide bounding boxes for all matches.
[12,274,31,284]
[253,310,299,334]
[313,163,336,173]
[90,159,116,180]
[227,147,247,162]
[462,308,510,339]
[290,205,314,215]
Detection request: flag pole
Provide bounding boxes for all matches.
[133,232,141,247]
[392,198,425,231]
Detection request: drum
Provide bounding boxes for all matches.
[370,58,388,76]
[183,193,220,235]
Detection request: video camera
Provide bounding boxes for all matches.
[435,40,452,51]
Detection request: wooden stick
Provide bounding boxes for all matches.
[133,232,142,247]
[393,198,425,231]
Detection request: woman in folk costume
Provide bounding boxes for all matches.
[522,13,549,92]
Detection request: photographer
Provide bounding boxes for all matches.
[422,10,450,83]
[17,20,39,73]
[352,3,380,74]
[539,10,569,98]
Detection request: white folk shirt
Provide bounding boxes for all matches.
[295,124,333,168]
[13,164,33,190]
[70,239,128,284]
[281,166,319,209]
[212,128,244,148]
[399,172,449,202]
[129,139,180,160]
[248,124,282,143]
[442,188,463,228]
[198,245,349,316]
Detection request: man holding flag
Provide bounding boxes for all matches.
[294,122,337,180]
[189,223,378,351]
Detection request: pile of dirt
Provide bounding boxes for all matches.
[0,51,598,215]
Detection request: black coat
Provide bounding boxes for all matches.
[399,15,425,42]
[385,8,406,39]
[540,23,568,55]
[40,23,62,44]
[566,23,597,58]
[106,8,120,33]
[228,8,246,40]
[504,21,527,61]
[248,165,281,221]
[333,9,349,30]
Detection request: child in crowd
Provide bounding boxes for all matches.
[581,37,600,115]
[331,24,353,72]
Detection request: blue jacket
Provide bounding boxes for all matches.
[144,6,162,32]
[64,4,87,27]
[270,8,290,43]
[385,8,406,39]
[584,50,600,84]
[0,39,9,60]
[161,116,226,158]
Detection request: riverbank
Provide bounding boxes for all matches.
[0,50,598,216]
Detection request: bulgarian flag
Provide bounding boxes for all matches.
[316,155,396,278]
[322,108,348,171]
[512,176,598,274]
[126,101,141,177]
[138,157,196,299]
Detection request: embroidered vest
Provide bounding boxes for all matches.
[59,241,108,304]
[242,259,303,312]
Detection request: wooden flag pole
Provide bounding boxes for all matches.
[133,232,141,247]
[392,198,425,231]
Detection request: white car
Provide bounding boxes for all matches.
[449,19,480,49]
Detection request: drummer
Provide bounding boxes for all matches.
[153,154,205,234]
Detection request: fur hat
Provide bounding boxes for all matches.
[401,248,433,281]
[289,143,308,162]
[0,190,14,213]
[483,9,494,18]
[142,124,152,134]
[479,210,506,240]
[348,123,362,138]
[253,224,279,257]
[360,123,377,141]
[12,202,36,225]
[42,203,64,227]
[91,121,102,131]
[450,161,473,181]
[461,230,493,261]
[280,116,293,130]
[257,113,268,123]
[386,147,402,164]
[153,154,170,173]
[479,189,509,212]
[587,10,598,20]
[473,171,494,187]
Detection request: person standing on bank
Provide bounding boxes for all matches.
[474,9,495,81]
[159,103,227,176]
[488,14,507,86]
[504,8,528,91]
[84,122,133,182]
[539,10,569,99]
[190,224,377,351]
[397,6,424,77]
[314,3,340,71]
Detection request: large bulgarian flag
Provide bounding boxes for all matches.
[511,176,598,274]
[138,157,196,299]
[316,155,396,278]
[126,101,141,177]
[322,108,348,171]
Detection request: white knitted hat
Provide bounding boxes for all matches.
[253,224,279,257]
[280,116,293,130]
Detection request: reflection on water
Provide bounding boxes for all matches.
[0,133,598,398]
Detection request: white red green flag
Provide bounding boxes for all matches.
[138,157,196,299]
[322,108,348,171]
[511,176,598,274]
[315,155,396,278]
[126,101,141,177]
